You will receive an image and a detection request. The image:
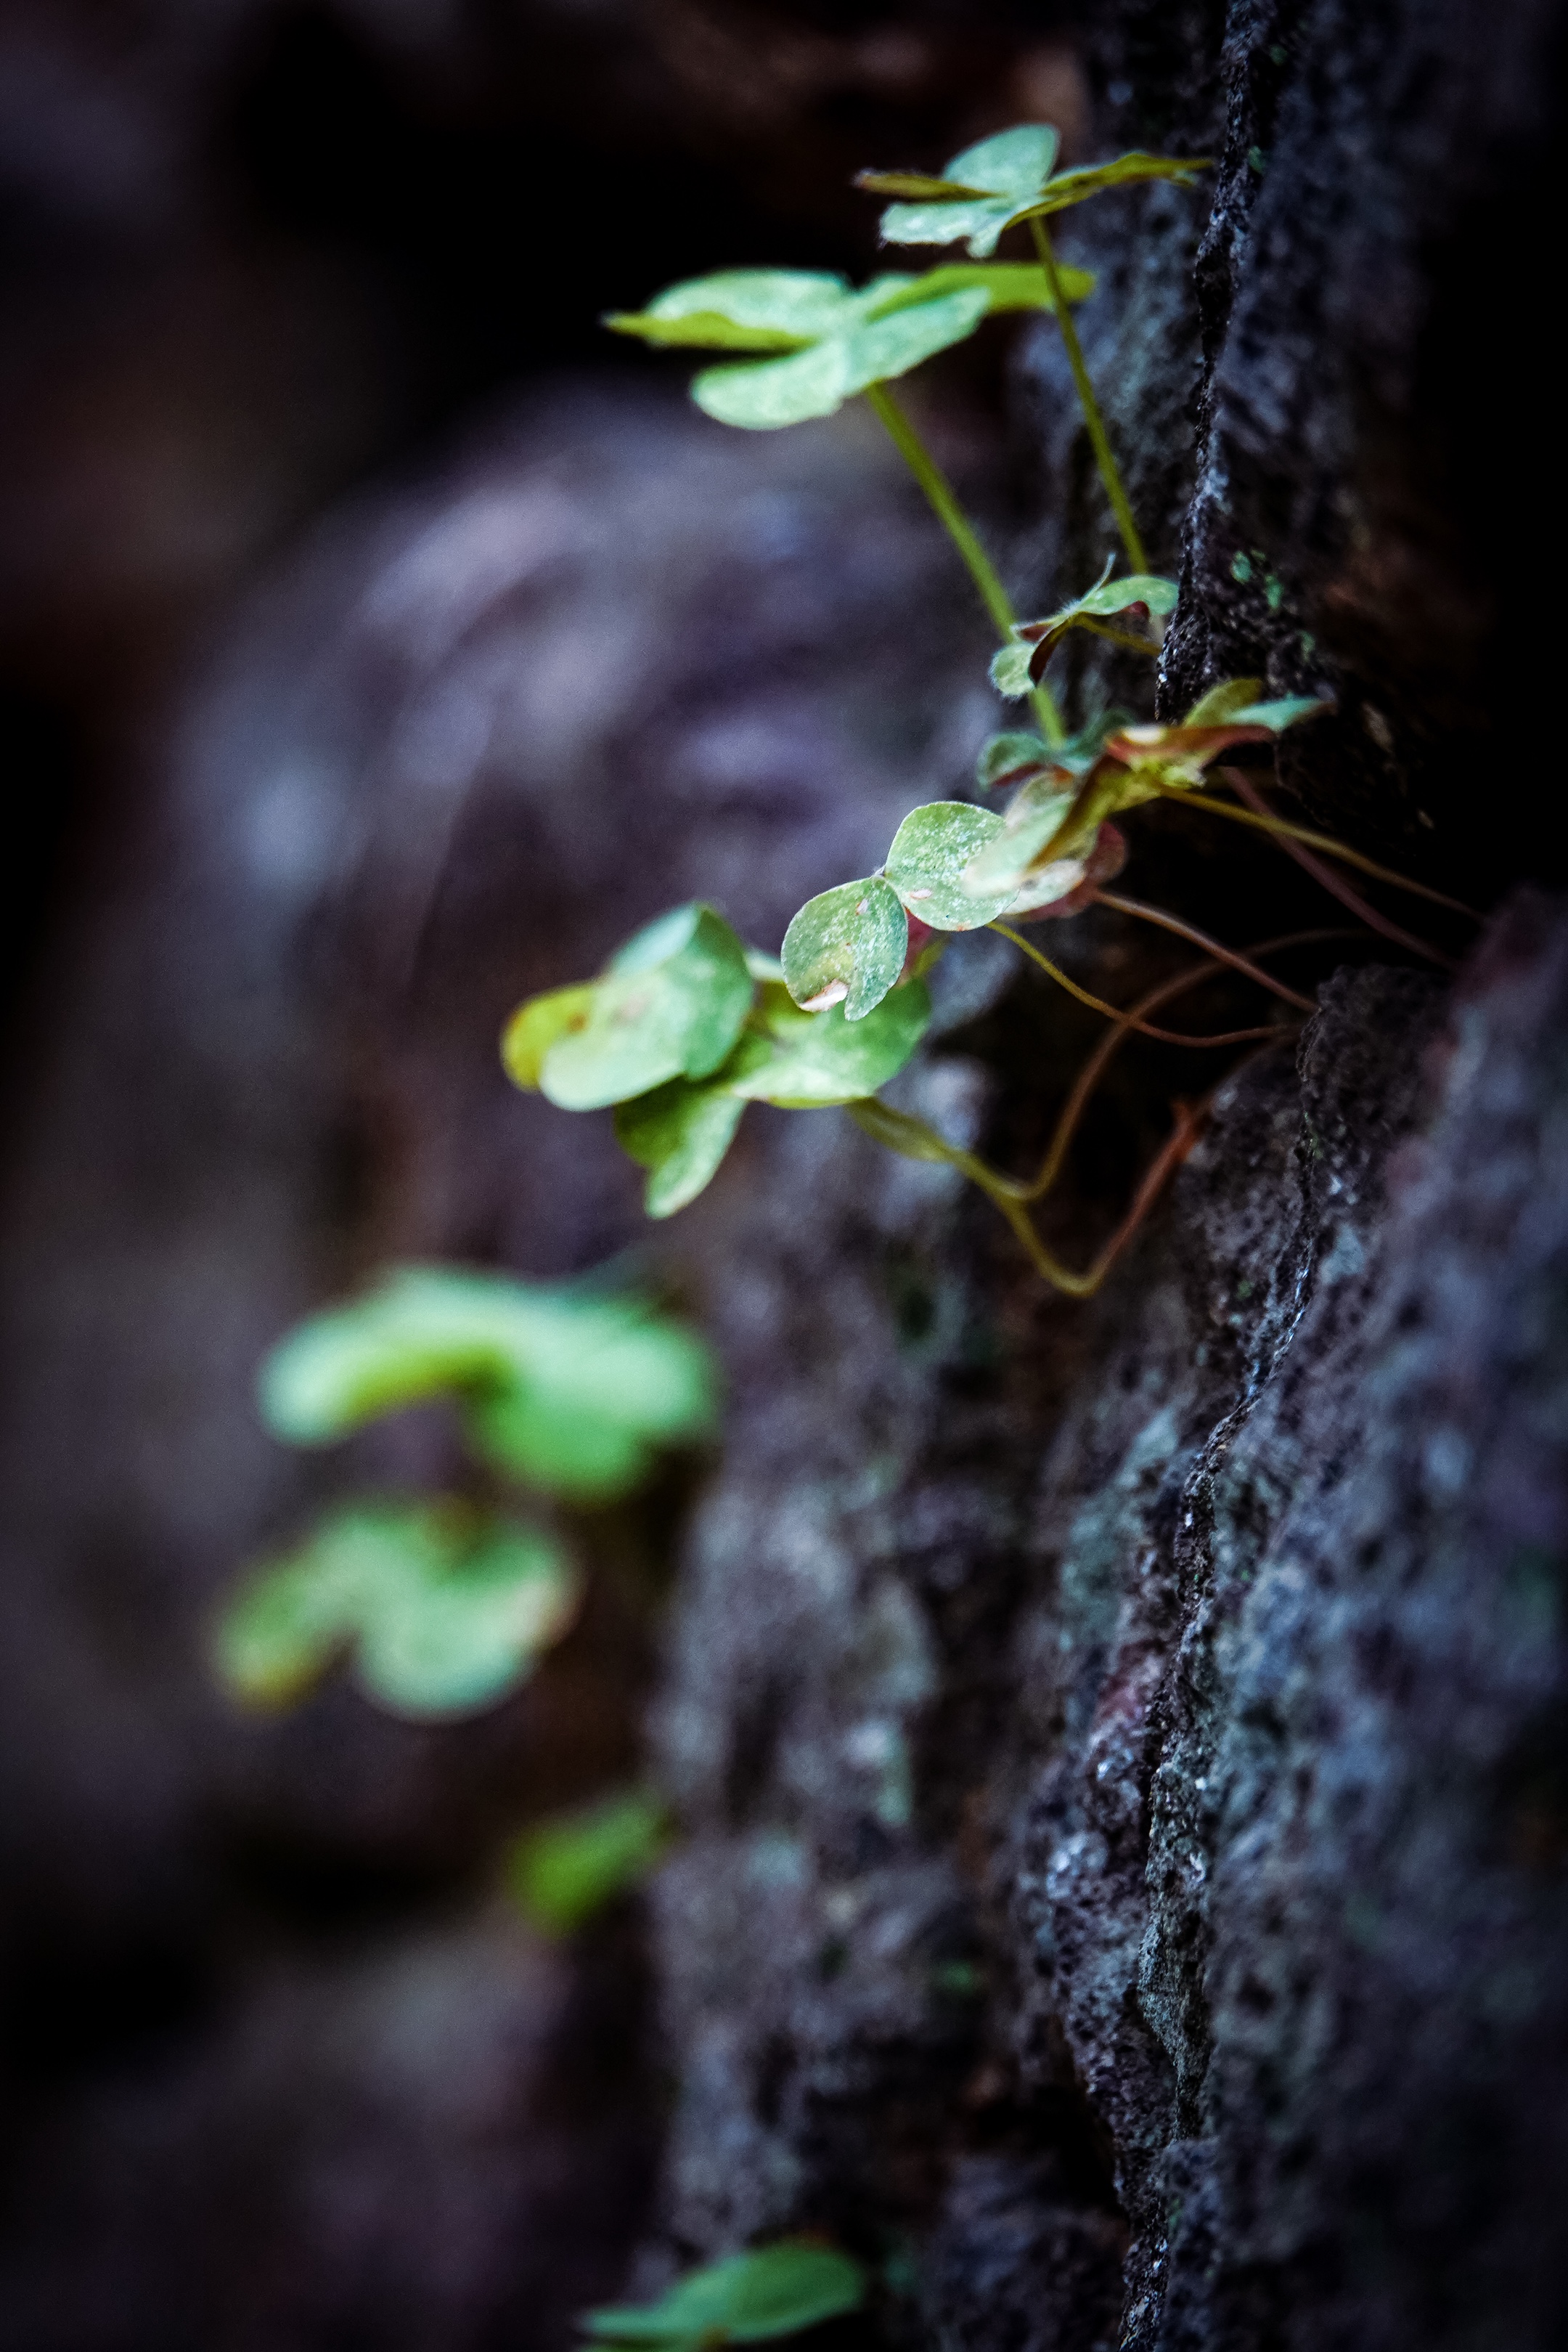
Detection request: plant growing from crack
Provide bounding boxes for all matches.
[505,123,1471,1291]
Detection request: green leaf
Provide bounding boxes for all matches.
[614,269,855,341]
[878,194,1018,258]
[1184,677,1265,725]
[724,980,930,1106]
[501,984,597,1091]
[1223,696,1328,732]
[216,1505,582,1720]
[1010,150,1212,222]
[583,2243,866,2348]
[540,904,754,1110]
[976,731,1053,790]
[258,1267,716,1500]
[693,286,989,428]
[871,260,1094,316]
[945,123,1061,203]
[614,1078,748,1217]
[959,773,1083,906]
[885,801,1014,929]
[989,641,1035,699]
[508,1789,669,1934]
[781,876,907,1020]
[875,123,1209,256]
[602,310,808,353]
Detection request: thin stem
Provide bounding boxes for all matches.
[1093,890,1318,1012]
[1219,768,1456,969]
[1029,216,1147,574]
[1172,778,1479,916]
[990,923,1289,1046]
[863,379,1065,747]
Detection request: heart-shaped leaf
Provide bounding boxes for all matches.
[216,1505,582,1719]
[583,2242,866,2348]
[607,261,1092,431]
[781,874,908,1019]
[724,979,931,1106]
[886,801,1014,929]
[870,121,1209,258]
[539,904,754,1110]
[989,640,1036,699]
[614,1078,748,1217]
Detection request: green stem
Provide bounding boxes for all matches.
[1029,217,1148,575]
[864,380,1065,747]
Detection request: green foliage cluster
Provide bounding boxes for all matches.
[508,1788,670,1934]
[584,2243,865,2352]
[216,1267,714,1720]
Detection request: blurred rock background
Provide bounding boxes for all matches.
[2,4,1566,2351]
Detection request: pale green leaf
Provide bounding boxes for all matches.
[871,260,1094,317]
[1184,676,1265,724]
[214,1546,362,1706]
[989,641,1035,698]
[501,984,597,1091]
[781,875,907,1020]
[724,980,931,1106]
[885,801,1013,929]
[541,905,754,1109]
[614,1078,748,1217]
[944,123,1061,203]
[602,309,807,352]
[465,1387,654,1499]
[1011,150,1212,221]
[960,773,1081,903]
[878,195,1016,256]
[694,287,988,428]
[633,269,856,338]
[583,2244,866,2347]
[509,1789,669,1934]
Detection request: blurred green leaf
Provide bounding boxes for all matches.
[694,288,989,428]
[1224,695,1328,732]
[509,1789,669,1934]
[614,1078,748,1217]
[583,2243,866,2347]
[989,641,1036,699]
[1183,676,1264,724]
[216,1505,582,1719]
[500,984,597,1091]
[886,801,1014,928]
[724,979,931,1106]
[260,1267,715,1502]
[781,875,908,1020]
[540,904,754,1110]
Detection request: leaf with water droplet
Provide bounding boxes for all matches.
[781,875,907,1020]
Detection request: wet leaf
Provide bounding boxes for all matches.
[614,1078,748,1216]
[725,979,931,1105]
[509,1789,669,1934]
[781,875,908,1020]
[886,801,1014,929]
[583,2242,866,2347]
[539,904,754,1110]
[501,984,597,1091]
[260,1268,714,1502]
[216,1505,582,1719]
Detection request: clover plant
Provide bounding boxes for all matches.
[509,121,1472,1292]
[582,2242,866,2351]
[216,1267,714,1718]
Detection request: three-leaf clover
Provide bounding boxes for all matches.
[582,2242,866,2351]
[860,123,1211,258]
[603,259,1093,428]
[261,1266,716,1502]
[505,906,934,1217]
[216,1502,582,1719]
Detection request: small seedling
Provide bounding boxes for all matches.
[508,1787,670,1934]
[215,1268,715,1719]
[582,2242,866,2351]
[508,119,1471,1292]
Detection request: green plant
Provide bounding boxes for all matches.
[509,123,1470,1290]
[583,2242,866,2351]
[215,1266,714,1718]
[508,1787,671,1934]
